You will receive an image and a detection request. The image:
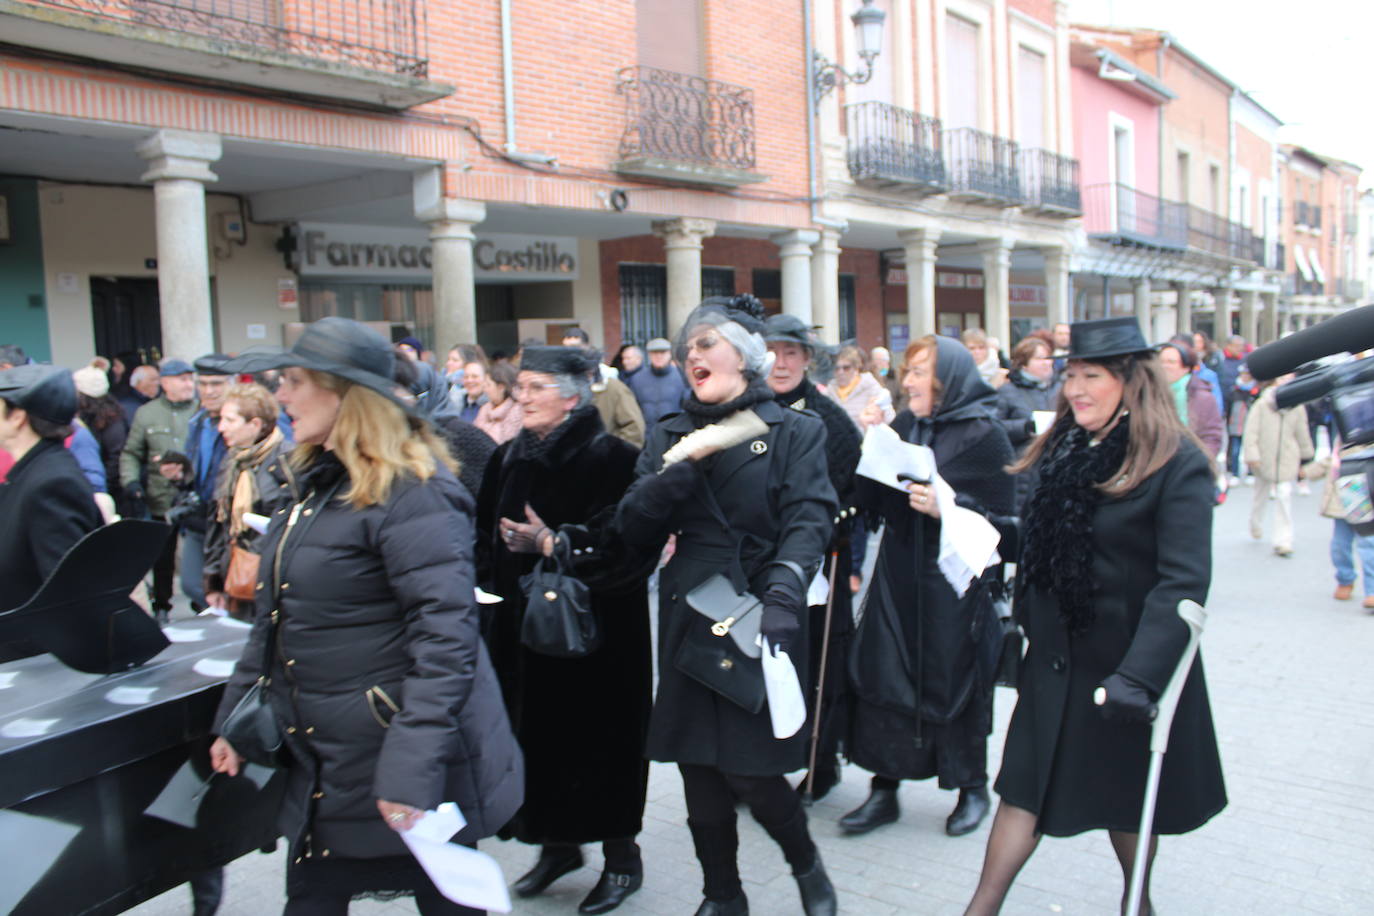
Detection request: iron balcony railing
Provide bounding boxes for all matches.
[616,67,756,171]
[22,0,430,75]
[1186,204,1256,262]
[1082,183,1188,249]
[944,127,1022,203]
[845,101,946,190]
[1018,148,1081,214]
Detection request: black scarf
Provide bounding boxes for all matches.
[508,404,600,466]
[1019,416,1131,636]
[681,381,774,427]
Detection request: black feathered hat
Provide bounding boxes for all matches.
[698,294,768,335]
[519,345,595,377]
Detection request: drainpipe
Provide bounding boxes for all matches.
[1156,35,1169,199]
[803,0,846,231]
[500,0,557,165]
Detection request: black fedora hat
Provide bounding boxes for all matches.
[1066,317,1154,361]
[220,318,409,409]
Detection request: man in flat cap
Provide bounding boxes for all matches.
[0,365,103,655]
[170,354,233,611]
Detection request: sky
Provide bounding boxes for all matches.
[1069,0,1374,186]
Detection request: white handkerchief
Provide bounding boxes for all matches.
[192,658,237,678]
[806,566,830,607]
[761,640,806,739]
[474,588,503,605]
[856,424,935,491]
[1,717,60,739]
[162,626,206,643]
[401,804,509,912]
[1032,411,1057,435]
[930,474,1002,597]
[106,686,158,705]
[242,512,271,535]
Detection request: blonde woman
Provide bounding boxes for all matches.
[209,318,522,915]
[827,345,894,430]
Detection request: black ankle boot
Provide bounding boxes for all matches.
[578,867,643,914]
[693,894,748,916]
[796,759,841,804]
[839,785,899,835]
[513,845,583,897]
[794,853,837,916]
[945,785,991,837]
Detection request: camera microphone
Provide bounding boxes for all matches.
[1246,305,1374,380]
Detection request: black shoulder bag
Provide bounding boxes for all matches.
[519,536,599,658]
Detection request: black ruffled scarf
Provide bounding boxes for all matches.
[681,381,774,428]
[509,404,599,465]
[1019,416,1131,636]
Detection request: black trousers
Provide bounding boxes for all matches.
[150,515,176,611]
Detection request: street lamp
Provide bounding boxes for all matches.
[813,0,888,109]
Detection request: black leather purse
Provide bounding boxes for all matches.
[519,537,599,658]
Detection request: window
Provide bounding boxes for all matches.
[752,269,782,314]
[635,0,702,74]
[300,282,434,351]
[839,274,857,342]
[945,14,981,131]
[1176,152,1190,204]
[701,267,735,299]
[1208,164,1220,214]
[1017,46,1047,150]
[618,264,667,346]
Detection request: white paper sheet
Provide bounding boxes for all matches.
[761,639,806,739]
[162,626,206,643]
[856,423,935,491]
[105,686,158,705]
[400,804,511,913]
[1032,410,1057,435]
[192,658,237,678]
[242,512,271,535]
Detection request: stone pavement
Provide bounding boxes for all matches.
[128,482,1374,915]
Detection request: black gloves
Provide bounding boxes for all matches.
[635,461,698,517]
[124,481,145,503]
[1096,671,1158,724]
[760,573,804,656]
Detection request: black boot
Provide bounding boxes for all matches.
[796,757,841,804]
[513,845,583,897]
[945,785,991,837]
[578,867,643,914]
[794,854,837,916]
[688,819,743,912]
[839,784,899,835]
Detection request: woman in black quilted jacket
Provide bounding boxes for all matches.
[209,318,523,915]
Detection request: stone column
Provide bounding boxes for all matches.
[137,130,222,360]
[1263,292,1280,343]
[1214,287,1234,339]
[811,226,845,344]
[1133,278,1153,336]
[652,218,717,334]
[1043,246,1071,329]
[415,198,486,349]
[898,228,941,340]
[980,238,1013,347]
[1239,288,1259,344]
[1174,282,1193,335]
[772,230,820,323]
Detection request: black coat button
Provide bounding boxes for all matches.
[1051,656,1067,673]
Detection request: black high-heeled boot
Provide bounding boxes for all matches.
[689,819,745,914]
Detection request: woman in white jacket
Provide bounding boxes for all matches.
[1242,375,1315,557]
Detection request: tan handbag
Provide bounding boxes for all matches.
[225,544,261,602]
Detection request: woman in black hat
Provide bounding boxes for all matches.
[473,345,656,914]
[616,295,839,916]
[965,317,1226,915]
[842,335,1014,841]
[207,317,523,915]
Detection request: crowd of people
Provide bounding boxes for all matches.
[3,301,1361,916]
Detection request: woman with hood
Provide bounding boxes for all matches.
[841,336,1015,841]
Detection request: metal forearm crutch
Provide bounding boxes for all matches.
[801,536,843,804]
[1125,599,1207,916]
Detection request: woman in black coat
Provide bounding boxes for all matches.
[474,346,655,915]
[843,336,1014,840]
[965,317,1226,916]
[616,296,838,916]
[995,336,1060,512]
[209,318,523,915]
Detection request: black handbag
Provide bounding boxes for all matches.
[519,537,599,658]
[993,592,1023,689]
[221,483,334,768]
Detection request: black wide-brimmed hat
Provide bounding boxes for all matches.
[220,317,407,409]
[763,314,817,351]
[1066,317,1154,361]
[520,345,595,377]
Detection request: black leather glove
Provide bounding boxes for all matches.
[1095,671,1158,724]
[124,481,145,503]
[760,575,804,656]
[635,461,698,516]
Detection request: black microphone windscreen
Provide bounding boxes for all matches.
[1246,306,1374,380]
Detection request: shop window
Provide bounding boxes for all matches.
[619,264,667,346]
[300,281,434,351]
[702,267,736,299]
[839,274,857,342]
[752,269,782,314]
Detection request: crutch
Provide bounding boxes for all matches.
[800,541,843,804]
[1124,599,1208,916]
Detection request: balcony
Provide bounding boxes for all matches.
[1083,183,1187,250]
[845,101,946,193]
[1019,148,1081,216]
[1186,205,1256,262]
[613,67,765,188]
[943,127,1023,205]
[1,0,450,107]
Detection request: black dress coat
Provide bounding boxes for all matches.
[995,370,1060,512]
[995,438,1227,836]
[616,397,837,776]
[0,439,103,658]
[475,406,655,845]
[213,453,523,862]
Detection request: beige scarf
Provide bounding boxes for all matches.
[221,427,285,538]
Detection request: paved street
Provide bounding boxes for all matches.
[130,482,1374,915]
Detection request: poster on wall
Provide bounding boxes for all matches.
[886,316,909,354]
